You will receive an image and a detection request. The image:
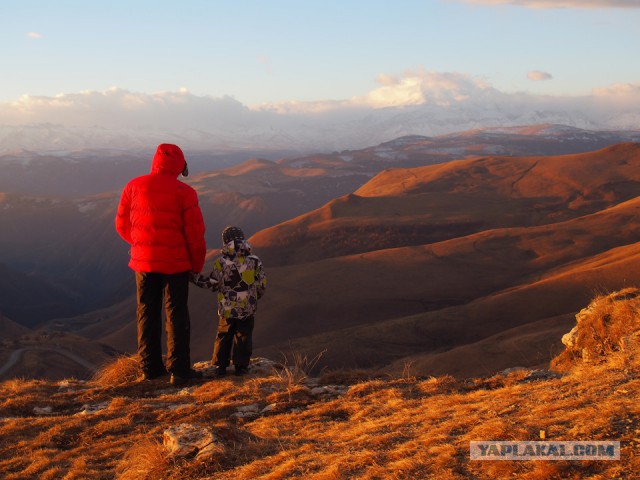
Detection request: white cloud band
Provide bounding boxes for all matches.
[457,0,640,8]
[1,74,639,152]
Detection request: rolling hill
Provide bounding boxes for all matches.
[252,143,640,265]
[3,125,638,328]
[0,314,28,341]
[246,144,640,374]
[70,143,640,378]
[0,156,369,327]
[4,129,640,380]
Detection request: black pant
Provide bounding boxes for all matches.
[212,316,254,369]
[135,271,191,376]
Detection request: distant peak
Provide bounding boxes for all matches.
[223,158,279,176]
[377,135,432,148]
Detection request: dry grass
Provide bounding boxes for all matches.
[552,288,640,372]
[1,291,639,479]
[91,354,142,388]
[276,350,326,380]
[116,439,169,480]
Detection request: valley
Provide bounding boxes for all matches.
[2,125,640,380]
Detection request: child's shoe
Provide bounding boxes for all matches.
[235,366,249,376]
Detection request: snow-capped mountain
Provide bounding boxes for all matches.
[1,99,639,155]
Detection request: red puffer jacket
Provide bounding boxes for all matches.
[115,144,206,274]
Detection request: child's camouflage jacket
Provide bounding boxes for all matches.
[193,240,266,319]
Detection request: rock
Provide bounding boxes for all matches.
[498,367,528,376]
[303,378,320,388]
[163,424,223,460]
[552,288,640,372]
[249,357,281,375]
[310,385,349,397]
[167,404,190,411]
[197,442,223,461]
[518,370,563,383]
[231,411,258,419]
[237,404,260,413]
[33,406,53,415]
[192,361,217,378]
[77,401,110,415]
[57,379,83,390]
[561,326,579,349]
[230,402,278,418]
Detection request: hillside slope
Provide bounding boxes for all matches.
[268,240,640,377]
[0,315,28,341]
[244,144,640,373]
[0,290,638,479]
[65,143,640,377]
[252,143,640,266]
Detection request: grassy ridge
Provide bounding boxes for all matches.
[1,290,638,479]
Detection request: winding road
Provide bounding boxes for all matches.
[0,347,97,377]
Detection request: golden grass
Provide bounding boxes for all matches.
[272,349,326,387]
[116,439,169,480]
[0,291,639,479]
[91,354,142,388]
[552,288,640,372]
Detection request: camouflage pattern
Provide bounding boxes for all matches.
[194,239,266,319]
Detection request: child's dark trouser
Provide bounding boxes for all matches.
[212,315,254,368]
[135,271,191,376]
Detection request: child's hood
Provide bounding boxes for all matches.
[222,239,252,257]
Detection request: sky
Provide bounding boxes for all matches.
[0,0,639,149]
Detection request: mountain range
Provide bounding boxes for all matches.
[37,142,640,380]
[2,124,640,380]
[2,124,638,328]
[2,96,640,153]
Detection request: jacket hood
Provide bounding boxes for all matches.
[151,144,187,177]
[222,239,252,257]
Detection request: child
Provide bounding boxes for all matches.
[193,226,267,376]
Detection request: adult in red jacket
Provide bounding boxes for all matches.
[116,143,206,386]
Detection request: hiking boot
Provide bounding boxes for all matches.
[214,366,227,377]
[169,369,203,387]
[141,368,168,381]
[169,373,189,387]
[234,366,249,377]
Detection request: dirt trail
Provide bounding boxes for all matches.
[0,347,97,377]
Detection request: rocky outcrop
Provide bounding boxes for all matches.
[552,288,640,371]
[163,424,223,461]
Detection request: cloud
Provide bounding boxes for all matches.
[351,70,495,108]
[257,71,497,114]
[1,76,640,152]
[527,70,553,81]
[456,0,640,8]
[1,88,254,130]
[27,32,43,39]
[592,82,640,95]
